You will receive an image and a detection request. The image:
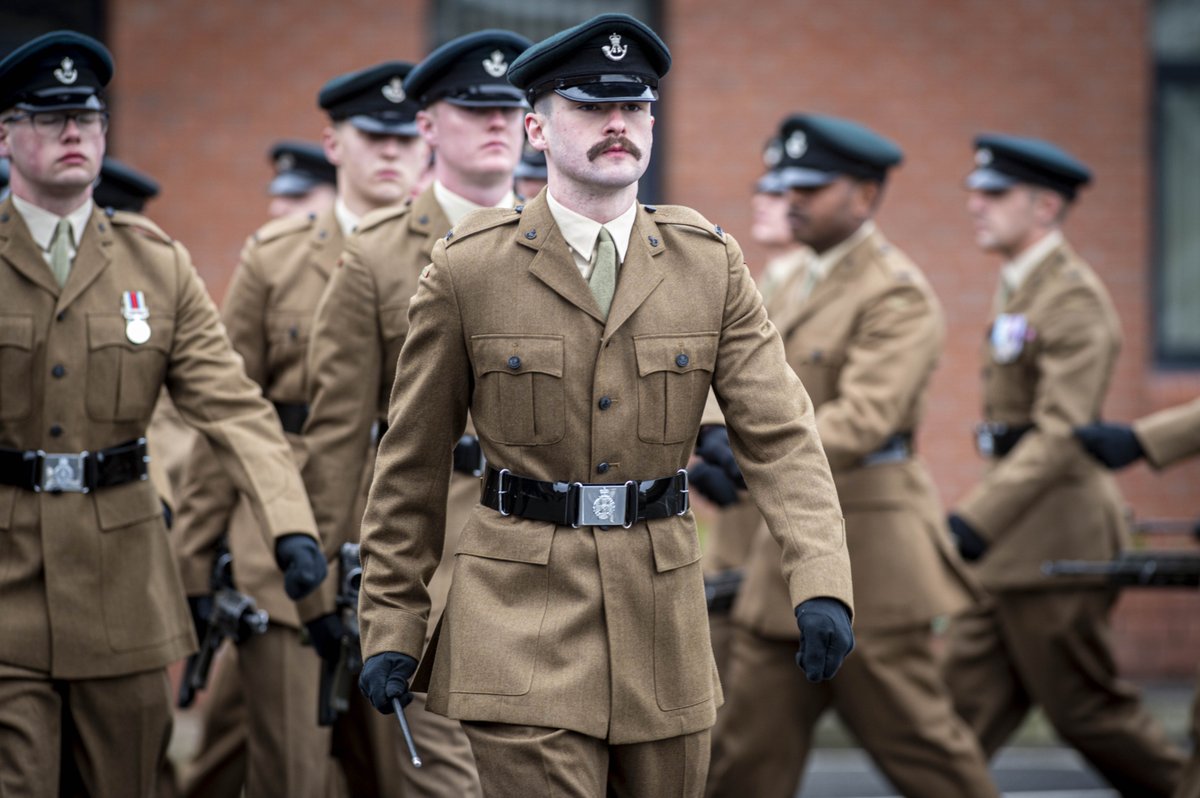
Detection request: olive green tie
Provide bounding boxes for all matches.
[49,218,73,288]
[589,227,618,319]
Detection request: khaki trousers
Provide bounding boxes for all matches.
[463,722,709,798]
[0,665,172,798]
[706,623,997,797]
[944,589,1185,797]
[178,645,246,798]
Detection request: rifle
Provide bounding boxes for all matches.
[178,543,270,707]
[705,568,744,614]
[1042,551,1200,588]
[318,542,363,726]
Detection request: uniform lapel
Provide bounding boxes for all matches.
[1007,242,1065,314]
[307,206,341,280]
[0,197,62,297]
[409,189,448,259]
[602,209,666,341]
[520,196,606,324]
[57,207,114,311]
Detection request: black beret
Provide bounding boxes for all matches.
[773,113,902,187]
[507,13,670,104]
[318,61,421,136]
[403,30,531,108]
[267,140,336,197]
[0,30,113,112]
[93,157,159,213]
[967,133,1091,200]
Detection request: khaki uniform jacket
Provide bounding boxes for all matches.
[175,209,340,626]
[1135,398,1200,468]
[733,228,981,639]
[955,240,1128,590]
[0,198,317,679]
[300,188,477,626]
[358,194,852,744]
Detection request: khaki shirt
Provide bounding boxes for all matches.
[0,197,317,678]
[357,195,851,744]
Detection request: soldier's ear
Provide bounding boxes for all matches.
[321,125,342,167]
[525,111,548,153]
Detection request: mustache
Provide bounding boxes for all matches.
[587,136,642,161]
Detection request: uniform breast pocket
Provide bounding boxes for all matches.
[634,332,718,444]
[0,314,35,421]
[265,311,311,366]
[470,335,564,446]
[793,346,846,406]
[86,314,174,422]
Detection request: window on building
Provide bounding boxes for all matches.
[430,0,666,203]
[1153,0,1200,365]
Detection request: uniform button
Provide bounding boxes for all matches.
[49,424,63,437]
[56,311,66,322]
[51,364,66,378]
[675,353,689,368]
[597,462,610,474]
[598,396,612,411]
[508,356,521,369]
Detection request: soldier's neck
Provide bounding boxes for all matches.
[11,183,91,219]
[547,180,638,225]
[436,169,513,208]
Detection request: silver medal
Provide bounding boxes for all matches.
[126,318,152,344]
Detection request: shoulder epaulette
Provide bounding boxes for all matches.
[443,207,521,248]
[109,210,173,245]
[357,202,411,234]
[644,204,726,242]
[251,211,315,245]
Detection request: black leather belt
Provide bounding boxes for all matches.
[272,401,309,435]
[453,434,485,476]
[975,422,1033,458]
[861,432,913,467]
[481,465,690,527]
[0,438,150,493]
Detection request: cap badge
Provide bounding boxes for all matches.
[482,50,509,78]
[603,32,628,61]
[276,153,295,172]
[382,77,406,104]
[54,57,79,85]
[763,140,783,168]
[785,131,807,160]
[976,148,993,166]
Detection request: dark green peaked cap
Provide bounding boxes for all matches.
[773,113,903,187]
[0,30,113,112]
[968,133,1091,200]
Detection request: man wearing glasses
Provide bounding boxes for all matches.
[0,32,326,797]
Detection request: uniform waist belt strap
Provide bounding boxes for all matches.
[272,401,309,435]
[0,438,149,493]
[860,431,914,467]
[480,465,689,527]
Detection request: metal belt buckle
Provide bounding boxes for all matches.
[974,423,998,458]
[575,482,632,527]
[496,468,512,516]
[675,469,690,516]
[37,450,89,493]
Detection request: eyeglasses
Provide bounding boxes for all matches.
[2,110,110,138]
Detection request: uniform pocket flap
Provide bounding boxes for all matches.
[456,514,555,565]
[87,313,172,353]
[633,332,718,377]
[0,315,33,349]
[94,480,167,531]
[265,311,311,348]
[471,335,564,378]
[648,517,702,572]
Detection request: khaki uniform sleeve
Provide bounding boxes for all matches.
[358,245,468,661]
[163,241,318,547]
[711,238,853,615]
[1134,397,1200,469]
[956,289,1114,540]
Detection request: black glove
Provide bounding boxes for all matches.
[695,426,746,489]
[187,595,212,642]
[274,534,328,600]
[305,613,344,664]
[1073,422,1145,470]
[359,651,419,713]
[794,598,854,682]
[948,513,988,562]
[688,462,741,507]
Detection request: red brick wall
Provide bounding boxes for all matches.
[108,0,1199,678]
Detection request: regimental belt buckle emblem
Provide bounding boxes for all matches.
[481,50,508,78]
[54,57,78,85]
[381,77,406,103]
[575,482,633,528]
[40,451,88,493]
[603,32,628,61]
[121,290,152,345]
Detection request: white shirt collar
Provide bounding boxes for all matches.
[333,197,361,238]
[545,190,638,268]
[1002,229,1063,294]
[12,194,94,253]
[434,181,515,227]
[811,220,875,283]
